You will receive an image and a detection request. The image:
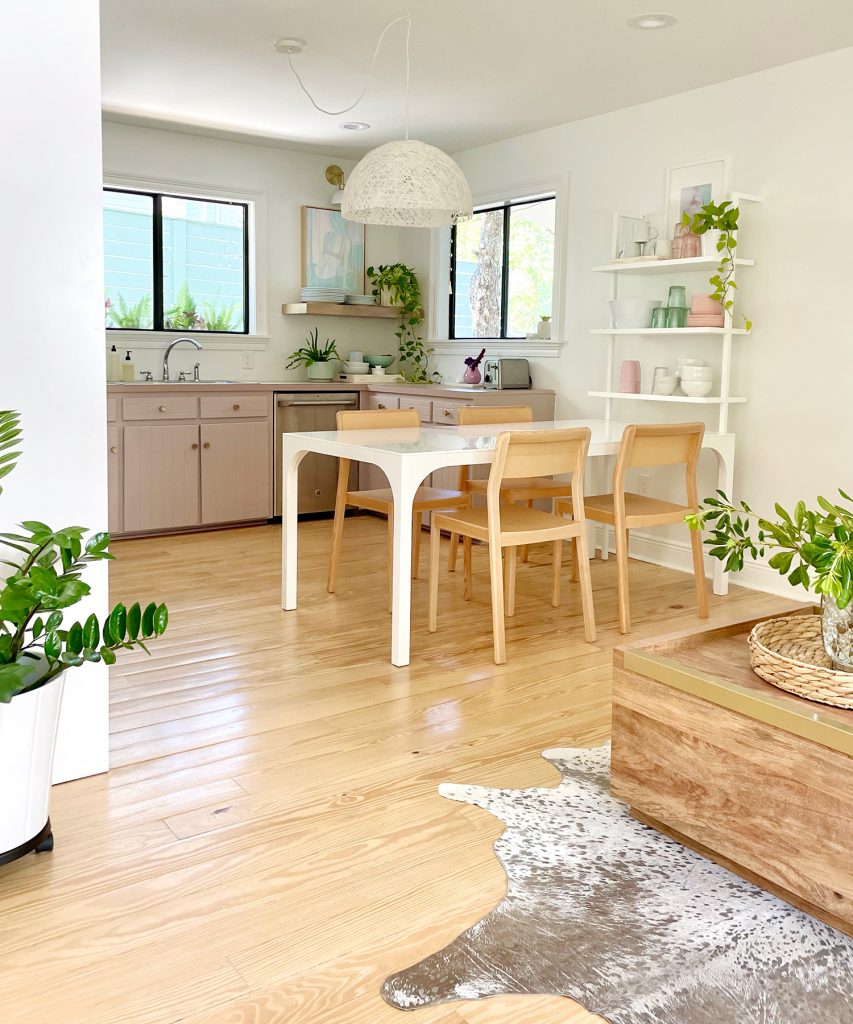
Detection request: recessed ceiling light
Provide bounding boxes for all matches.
[341,121,370,131]
[627,13,677,29]
[274,37,305,54]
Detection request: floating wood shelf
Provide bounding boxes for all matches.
[282,302,398,319]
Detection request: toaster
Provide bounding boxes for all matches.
[482,358,532,390]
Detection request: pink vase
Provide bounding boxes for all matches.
[619,360,641,393]
[463,365,482,385]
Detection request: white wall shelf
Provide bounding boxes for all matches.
[592,256,754,274]
[590,327,750,336]
[588,390,747,405]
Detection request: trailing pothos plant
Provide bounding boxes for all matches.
[686,490,853,607]
[0,410,168,703]
[681,200,752,332]
[367,264,439,384]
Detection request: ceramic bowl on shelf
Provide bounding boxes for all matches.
[345,361,369,374]
[681,380,714,397]
[364,354,395,368]
[609,299,662,329]
[679,366,713,381]
[652,376,678,396]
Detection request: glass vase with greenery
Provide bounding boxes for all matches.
[367,264,439,384]
[681,201,752,331]
[687,490,853,669]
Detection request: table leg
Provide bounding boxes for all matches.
[281,442,307,611]
[387,460,423,667]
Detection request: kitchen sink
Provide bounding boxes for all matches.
[117,379,243,385]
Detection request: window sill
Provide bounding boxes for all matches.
[429,339,564,359]
[104,330,270,352]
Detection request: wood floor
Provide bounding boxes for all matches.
[0,519,788,1024]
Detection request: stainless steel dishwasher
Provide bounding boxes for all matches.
[274,391,359,516]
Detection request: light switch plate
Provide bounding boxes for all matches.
[241,352,254,369]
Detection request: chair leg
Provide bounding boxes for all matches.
[428,520,441,632]
[569,536,579,582]
[386,512,394,615]
[488,542,507,665]
[463,536,473,600]
[551,539,562,608]
[327,499,346,594]
[574,527,597,643]
[689,524,709,619]
[505,546,518,617]
[412,510,422,579]
[447,532,459,572]
[615,527,631,634]
[520,499,534,562]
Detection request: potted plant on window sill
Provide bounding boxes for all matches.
[286,327,340,382]
[0,410,169,865]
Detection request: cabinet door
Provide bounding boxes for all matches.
[200,420,271,524]
[123,424,201,532]
[107,426,122,534]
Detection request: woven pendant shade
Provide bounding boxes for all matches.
[341,140,473,228]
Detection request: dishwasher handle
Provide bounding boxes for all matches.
[276,397,358,408]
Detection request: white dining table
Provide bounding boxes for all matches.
[281,418,736,667]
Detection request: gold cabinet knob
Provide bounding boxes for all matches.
[191,443,199,449]
[110,446,119,453]
[158,405,167,412]
[232,403,240,410]
[443,409,452,417]
[377,403,386,409]
[203,442,211,449]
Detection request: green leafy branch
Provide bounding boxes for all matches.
[682,201,752,331]
[686,490,853,606]
[107,293,153,329]
[286,326,340,368]
[368,264,439,384]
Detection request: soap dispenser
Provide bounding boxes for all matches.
[107,344,121,381]
[121,350,135,382]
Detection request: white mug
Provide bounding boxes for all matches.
[656,239,672,259]
[371,366,385,375]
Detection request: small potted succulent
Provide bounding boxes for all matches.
[463,348,486,385]
[687,490,853,670]
[286,327,340,381]
[0,410,169,864]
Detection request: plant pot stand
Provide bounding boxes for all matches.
[0,818,54,866]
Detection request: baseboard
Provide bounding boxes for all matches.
[594,527,804,602]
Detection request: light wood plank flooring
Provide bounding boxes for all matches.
[0,519,789,1023]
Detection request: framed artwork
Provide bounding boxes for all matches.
[301,206,366,292]
[664,158,732,239]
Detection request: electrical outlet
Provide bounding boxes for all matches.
[241,352,254,370]
[639,473,652,495]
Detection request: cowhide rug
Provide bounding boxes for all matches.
[382,745,853,1022]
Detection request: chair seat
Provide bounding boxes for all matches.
[466,476,572,499]
[434,503,582,544]
[346,486,469,515]
[578,491,692,527]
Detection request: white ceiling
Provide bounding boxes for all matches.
[100,0,853,155]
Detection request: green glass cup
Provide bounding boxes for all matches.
[667,285,688,308]
[650,307,667,329]
[664,306,688,328]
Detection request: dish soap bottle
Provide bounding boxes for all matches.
[121,350,135,382]
[107,344,121,381]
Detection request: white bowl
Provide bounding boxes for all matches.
[609,299,662,329]
[679,369,713,382]
[679,364,713,377]
[676,357,705,367]
[652,378,678,396]
[681,380,714,397]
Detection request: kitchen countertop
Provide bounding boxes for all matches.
[106,381,556,397]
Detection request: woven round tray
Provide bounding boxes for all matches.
[749,615,853,710]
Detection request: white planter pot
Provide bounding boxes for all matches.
[0,674,65,864]
[307,361,336,382]
[701,229,722,257]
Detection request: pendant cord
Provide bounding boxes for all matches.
[287,13,412,120]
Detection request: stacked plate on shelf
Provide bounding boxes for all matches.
[301,287,346,304]
[345,294,378,306]
[687,294,724,328]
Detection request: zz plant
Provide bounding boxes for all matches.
[367,264,439,384]
[681,200,752,331]
[0,410,168,703]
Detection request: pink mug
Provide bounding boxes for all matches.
[619,360,641,394]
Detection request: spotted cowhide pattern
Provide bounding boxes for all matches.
[382,745,853,1022]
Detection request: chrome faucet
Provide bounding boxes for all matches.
[162,337,203,381]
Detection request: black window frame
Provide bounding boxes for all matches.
[103,187,251,335]
[449,193,556,341]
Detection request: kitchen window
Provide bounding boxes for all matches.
[103,188,249,334]
[449,194,556,340]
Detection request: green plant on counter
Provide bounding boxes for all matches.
[681,201,752,331]
[367,263,439,384]
[202,301,240,332]
[286,326,340,368]
[0,410,169,702]
[686,490,853,605]
[106,292,152,329]
[165,282,199,330]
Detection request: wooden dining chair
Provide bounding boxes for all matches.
[326,408,471,609]
[430,428,595,665]
[448,405,575,571]
[557,421,707,635]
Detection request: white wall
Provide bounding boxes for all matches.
[102,122,405,382]
[1,0,108,781]
[406,47,853,596]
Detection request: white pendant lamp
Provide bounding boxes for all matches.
[282,15,472,228]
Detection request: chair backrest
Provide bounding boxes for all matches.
[613,421,705,505]
[336,407,420,430]
[487,428,590,526]
[457,405,533,426]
